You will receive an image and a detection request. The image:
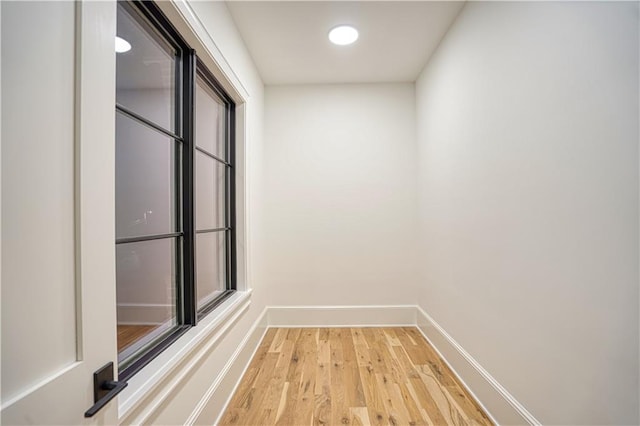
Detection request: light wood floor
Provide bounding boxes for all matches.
[219,327,493,426]
[117,324,158,352]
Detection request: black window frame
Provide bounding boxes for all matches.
[115,0,236,381]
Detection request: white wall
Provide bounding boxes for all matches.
[262,84,420,306]
[415,2,639,424]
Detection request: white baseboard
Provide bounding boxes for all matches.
[415,306,541,425]
[267,304,417,327]
[186,304,538,426]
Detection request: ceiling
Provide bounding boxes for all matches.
[226,1,465,85]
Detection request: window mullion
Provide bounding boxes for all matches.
[182,48,197,327]
[228,104,237,290]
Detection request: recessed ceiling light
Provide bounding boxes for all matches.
[115,36,131,53]
[328,25,358,46]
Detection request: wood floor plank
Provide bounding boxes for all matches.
[416,366,469,425]
[397,382,430,425]
[242,352,281,425]
[269,328,288,353]
[351,328,370,348]
[314,336,331,396]
[446,383,494,425]
[369,342,391,375]
[274,381,290,424]
[375,372,412,426]
[408,375,451,425]
[264,337,293,425]
[219,327,493,426]
[354,342,373,369]
[293,329,318,426]
[382,327,402,347]
[329,329,349,426]
[340,329,367,408]
[278,329,307,425]
[360,367,390,426]
[349,407,371,426]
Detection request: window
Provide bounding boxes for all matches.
[194,65,236,316]
[115,0,235,379]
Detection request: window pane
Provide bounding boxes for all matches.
[195,151,226,230]
[196,232,226,310]
[116,113,179,240]
[116,238,179,362]
[195,75,226,159]
[116,3,177,132]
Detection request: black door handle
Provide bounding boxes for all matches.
[84,362,128,418]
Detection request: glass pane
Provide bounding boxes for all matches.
[116,238,178,362]
[196,232,227,310]
[195,151,226,230]
[116,113,179,240]
[195,75,226,159]
[116,3,177,132]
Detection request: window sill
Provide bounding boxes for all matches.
[117,289,252,422]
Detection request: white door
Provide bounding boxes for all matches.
[1,1,120,424]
